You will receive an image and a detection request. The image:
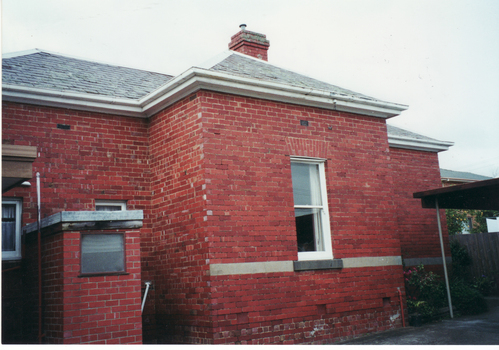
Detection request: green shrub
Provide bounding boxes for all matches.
[404,265,446,321]
[471,275,495,296]
[450,239,472,280]
[450,278,488,315]
[404,264,489,321]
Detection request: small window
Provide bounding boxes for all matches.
[2,198,22,260]
[291,157,332,261]
[95,200,126,211]
[80,233,125,275]
[467,217,473,232]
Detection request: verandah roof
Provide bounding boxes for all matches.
[413,177,499,210]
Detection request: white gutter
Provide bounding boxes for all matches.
[141,67,408,118]
[442,177,482,183]
[2,84,145,117]
[388,133,454,152]
[3,67,408,119]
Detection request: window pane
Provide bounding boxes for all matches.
[2,204,16,252]
[96,205,122,211]
[2,204,16,219]
[81,234,125,274]
[295,208,324,252]
[291,162,322,206]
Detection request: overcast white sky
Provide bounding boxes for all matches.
[2,0,499,177]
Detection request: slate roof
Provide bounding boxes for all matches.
[2,50,173,100]
[386,124,441,142]
[3,49,451,149]
[440,169,492,181]
[209,53,379,102]
[3,49,387,104]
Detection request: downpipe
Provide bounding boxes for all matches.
[141,282,152,314]
[36,172,44,343]
[397,287,406,327]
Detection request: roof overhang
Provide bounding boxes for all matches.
[388,133,454,152]
[23,210,144,236]
[2,67,408,119]
[413,177,499,210]
[441,177,481,184]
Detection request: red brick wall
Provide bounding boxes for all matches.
[21,229,142,344]
[144,90,406,343]
[63,230,142,344]
[3,94,448,344]
[2,102,148,343]
[197,91,404,344]
[200,92,401,262]
[389,147,450,267]
[210,266,403,344]
[2,102,151,215]
[147,93,212,343]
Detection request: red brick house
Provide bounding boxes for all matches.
[2,26,453,344]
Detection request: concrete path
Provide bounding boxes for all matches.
[337,297,499,345]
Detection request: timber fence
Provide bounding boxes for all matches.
[450,231,499,296]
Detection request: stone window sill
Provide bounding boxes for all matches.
[293,259,343,271]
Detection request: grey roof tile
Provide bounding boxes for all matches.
[2,51,173,100]
[209,53,381,102]
[3,49,450,148]
[440,169,492,181]
[386,124,439,142]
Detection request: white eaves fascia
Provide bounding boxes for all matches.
[388,134,454,153]
[2,84,145,117]
[441,177,477,183]
[140,67,409,118]
[2,67,408,119]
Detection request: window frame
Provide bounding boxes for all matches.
[290,156,333,261]
[79,232,127,276]
[2,198,22,260]
[95,200,127,211]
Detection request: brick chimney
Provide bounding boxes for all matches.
[228,24,270,61]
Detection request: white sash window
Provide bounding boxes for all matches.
[291,157,332,261]
[2,198,22,260]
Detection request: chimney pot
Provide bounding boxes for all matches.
[240,24,247,31]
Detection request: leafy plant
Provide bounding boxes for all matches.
[446,209,499,235]
[406,300,437,320]
[446,209,469,235]
[404,265,446,321]
[471,275,495,296]
[404,263,489,322]
[449,278,488,315]
[450,239,472,280]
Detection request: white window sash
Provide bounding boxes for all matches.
[2,198,22,260]
[95,200,126,211]
[290,157,333,261]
